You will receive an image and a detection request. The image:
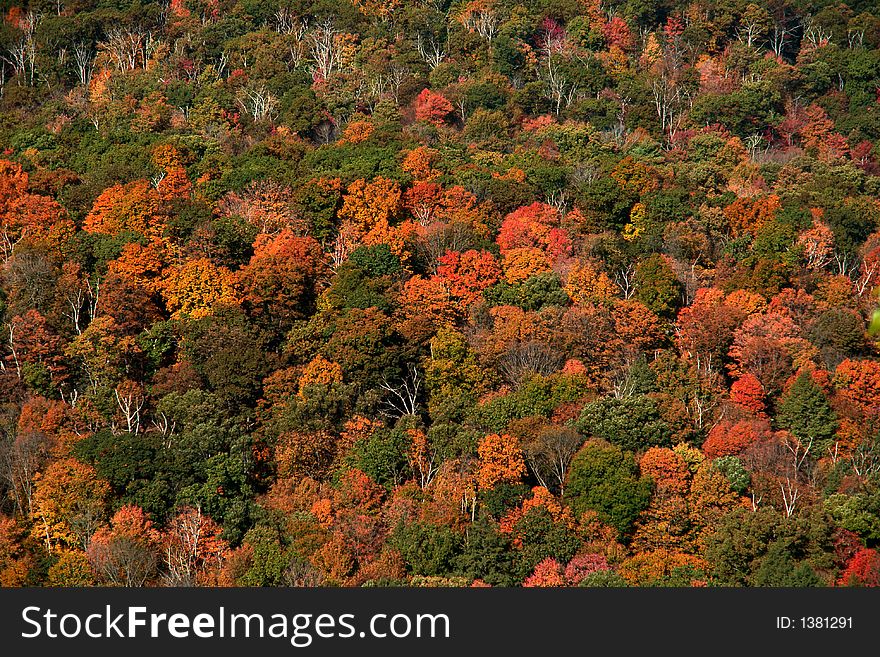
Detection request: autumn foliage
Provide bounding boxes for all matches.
[0,0,877,590]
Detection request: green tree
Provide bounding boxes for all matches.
[633,254,682,317]
[576,396,672,452]
[565,440,653,536]
[775,372,838,451]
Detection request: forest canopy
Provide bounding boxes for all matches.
[0,0,879,588]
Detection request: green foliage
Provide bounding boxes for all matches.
[350,427,412,489]
[712,456,750,495]
[775,372,838,450]
[565,441,653,536]
[576,396,672,452]
[579,570,629,587]
[634,254,682,318]
[484,273,570,311]
[390,522,462,576]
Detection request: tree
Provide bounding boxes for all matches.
[519,424,583,494]
[31,458,110,552]
[565,441,652,537]
[83,180,166,239]
[702,419,771,460]
[675,288,745,370]
[730,373,767,416]
[436,250,501,305]
[634,254,682,318]
[162,259,240,319]
[497,203,571,261]
[564,261,617,305]
[834,359,880,414]
[0,516,31,586]
[414,89,454,126]
[87,505,161,587]
[523,557,565,587]
[839,548,880,587]
[477,434,527,491]
[776,371,838,451]
[237,230,328,332]
[162,507,229,586]
[576,396,672,452]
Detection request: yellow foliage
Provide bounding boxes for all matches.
[162,258,240,319]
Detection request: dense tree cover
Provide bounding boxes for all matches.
[0,0,879,588]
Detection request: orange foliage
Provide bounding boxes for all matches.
[298,354,344,394]
[339,120,375,144]
[83,180,167,238]
[237,230,328,322]
[496,202,572,260]
[502,247,553,284]
[339,177,402,232]
[398,275,458,327]
[618,549,708,586]
[476,433,526,490]
[639,448,689,495]
[834,359,880,414]
[702,419,771,459]
[107,238,170,295]
[402,146,441,182]
[436,249,501,305]
[276,430,337,479]
[564,260,617,304]
[723,195,781,238]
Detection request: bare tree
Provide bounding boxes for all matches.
[854,255,878,297]
[5,321,21,379]
[4,11,39,86]
[416,33,445,69]
[612,262,636,299]
[802,16,832,48]
[652,75,691,144]
[499,341,564,387]
[850,439,880,479]
[521,426,583,494]
[88,536,158,587]
[770,23,792,57]
[236,84,279,122]
[100,27,158,72]
[780,477,799,517]
[72,42,94,86]
[781,433,813,483]
[460,6,499,42]
[308,19,343,81]
[0,430,51,516]
[283,556,325,586]
[162,507,226,587]
[114,382,145,434]
[379,365,422,418]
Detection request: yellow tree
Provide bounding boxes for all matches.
[31,458,110,553]
[162,258,240,319]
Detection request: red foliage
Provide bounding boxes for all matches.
[496,202,572,260]
[523,557,565,587]
[839,548,880,587]
[730,373,767,416]
[415,89,454,126]
[564,553,610,585]
[702,419,772,459]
